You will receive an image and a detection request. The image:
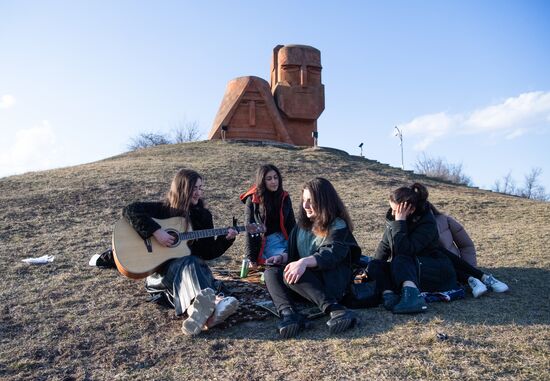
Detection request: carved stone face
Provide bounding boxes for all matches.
[234,89,266,127]
[272,45,325,120]
[208,76,293,143]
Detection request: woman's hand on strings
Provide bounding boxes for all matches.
[226,228,238,240]
[153,229,175,247]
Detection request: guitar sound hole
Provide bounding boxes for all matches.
[166,230,180,247]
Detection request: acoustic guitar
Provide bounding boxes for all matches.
[112,217,264,279]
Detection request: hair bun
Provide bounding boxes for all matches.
[411,183,429,202]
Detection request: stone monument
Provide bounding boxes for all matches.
[208,44,325,146]
[208,76,292,144]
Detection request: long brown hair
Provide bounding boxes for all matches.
[299,177,353,235]
[254,164,283,219]
[164,169,203,224]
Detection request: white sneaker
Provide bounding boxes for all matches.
[483,274,509,293]
[181,288,216,335]
[468,277,488,298]
[205,296,239,329]
[88,254,100,266]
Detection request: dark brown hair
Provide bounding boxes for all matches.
[299,177,353,235]
[254,164,283,219]
[389,182,429,214]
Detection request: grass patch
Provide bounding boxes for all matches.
[0,140,549,380]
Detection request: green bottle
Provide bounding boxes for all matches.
[240,258,249,278]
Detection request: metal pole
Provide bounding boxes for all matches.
[394,126,404,170]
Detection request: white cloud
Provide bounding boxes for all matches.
[0,95,16,109]
[396,91,550,150]
[396,112,461,150]
[466,91,550,132]
[0,121,62,177]
[505,128,526,140]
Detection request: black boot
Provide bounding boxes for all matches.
[326,309,358,334]
[382,292,400,311]
[392,286,428,314]
[278,308,309,339]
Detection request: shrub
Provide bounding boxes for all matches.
[414,153,473,186]
[128,120,203,151]
[127,132,170,151]
[494,168,548,201]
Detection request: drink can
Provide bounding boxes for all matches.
[240,258,249,278]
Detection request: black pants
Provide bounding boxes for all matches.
[264,266,341,314]
[367,255,418,293]
[368,253,485,292]
[444,251,484,283]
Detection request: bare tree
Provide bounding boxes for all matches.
[493,171,516,194]
[414,153,473,186]
[493,168,548,201]
[128,132,170,151]
[172,120,202,143]
[520,167,547,201]
[127,119,202,151]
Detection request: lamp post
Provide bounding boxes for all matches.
[358,142,364,157]
[394,126,404,170]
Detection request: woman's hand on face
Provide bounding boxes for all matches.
[283,259,306,284]
[225,228,238,240]
[395,202,415,221]
[153,229,175,247]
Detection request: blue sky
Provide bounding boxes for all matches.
[1,1,549,192]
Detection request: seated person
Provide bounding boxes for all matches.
[368,183,509,315]
[101,168,240,335]
[263,177,361,339]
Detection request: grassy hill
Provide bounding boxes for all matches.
[1,140,549,381]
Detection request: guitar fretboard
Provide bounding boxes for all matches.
[178,225,246,241]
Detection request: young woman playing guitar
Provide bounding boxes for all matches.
[122,168,239,335]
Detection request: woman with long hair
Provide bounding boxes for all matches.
[368,182,508,314]
[263,177,361,338]
[122,168,239,335]
[240,164,296,268]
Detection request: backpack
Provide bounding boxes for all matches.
[341,266,380,309]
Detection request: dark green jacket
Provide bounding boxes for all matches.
[288,223,362,300]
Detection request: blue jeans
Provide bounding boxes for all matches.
[263,232,288,260]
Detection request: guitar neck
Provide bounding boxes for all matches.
[179,225,246,241]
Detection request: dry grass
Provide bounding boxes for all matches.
[0,140,549,381]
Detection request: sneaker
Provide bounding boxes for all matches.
[181,288,216,335]
[392,286,428,314]
[468,277,488,298]
[278,308,310,339]
[205,296,239,329]
[88,249,116,268]
[483,274,509,293]
[88,254,101,266]
[326,309,358,334]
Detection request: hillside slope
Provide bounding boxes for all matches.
[1,140,549,380]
